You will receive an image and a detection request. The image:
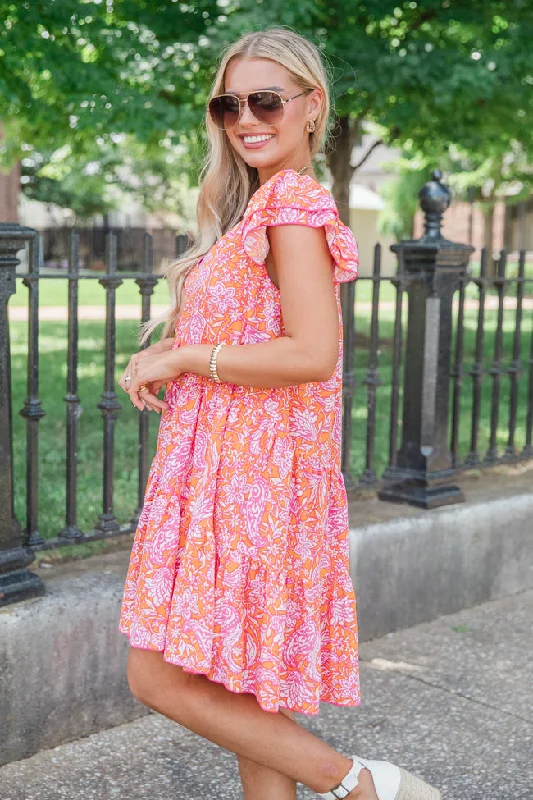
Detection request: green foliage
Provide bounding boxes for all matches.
[1,2,533,215]
[21,136,198,221]
[378,160,429,240]
[0,0,217,154]
[222,2,533,153]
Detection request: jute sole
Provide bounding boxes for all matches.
[397,767,442,800]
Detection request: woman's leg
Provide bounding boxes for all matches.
[127,647,377,799]
[237,708,297,800]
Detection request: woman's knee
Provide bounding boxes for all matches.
[126,646,190,712]
[126,647,157,706]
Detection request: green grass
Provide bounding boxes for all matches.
[11,316,161,540]
[349,299,532,478]
[9,277,533,543]
[13,274,392,308]
[12,274,172,307]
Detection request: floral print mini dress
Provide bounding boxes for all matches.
[119,168,361,715]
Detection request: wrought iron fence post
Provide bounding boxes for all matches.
[379,171,473,509]
[0,224,45,605]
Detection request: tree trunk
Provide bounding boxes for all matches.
[0,125,20,223]
[482,201,496,277]
[326,116,357,227]
[0,167,20,223]
[326,116,359,491]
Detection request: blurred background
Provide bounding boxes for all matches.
[1,1,532,275]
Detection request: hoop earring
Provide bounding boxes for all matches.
[306,119,316,133]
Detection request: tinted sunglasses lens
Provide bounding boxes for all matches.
[208,95,240,128]
[248,91,284,123]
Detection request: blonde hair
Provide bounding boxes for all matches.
[139,26,333,345]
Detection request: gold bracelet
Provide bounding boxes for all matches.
[209,342,226,382]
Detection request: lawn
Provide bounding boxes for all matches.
[12,272,172,307]
[10,315,161,541]
[12,273,398,308]
[8,275,533,542]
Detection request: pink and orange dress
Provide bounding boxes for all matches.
[119,168,360,715]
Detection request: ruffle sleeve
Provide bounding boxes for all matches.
[241,169,358,284]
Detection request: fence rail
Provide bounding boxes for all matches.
[1,171,532,606]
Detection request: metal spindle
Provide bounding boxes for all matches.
[360,244,381,485]
[523,287,533,458]
[20,235,46,546]
[340,280,357,492]
[0,224,44,605]
[486,249,507,463]
[131,233,158,526]
[60,231,83,539]
[505,250,525,459]
[383,248,406,474]
[450,269,466,466]
[465,248,487,467]
[95,232,122,533]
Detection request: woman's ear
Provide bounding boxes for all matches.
[307,88,323,120]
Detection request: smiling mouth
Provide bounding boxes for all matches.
[239,134,275,141]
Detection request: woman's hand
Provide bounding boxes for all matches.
[122,350,183,412]
[118,338,178,412]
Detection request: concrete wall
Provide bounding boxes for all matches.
[351,493,533,641]
[1,490,533,766]
[0,555,145,766]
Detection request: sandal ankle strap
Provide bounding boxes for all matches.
[318,756,366,799]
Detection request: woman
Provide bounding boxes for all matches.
[118,26,440,800]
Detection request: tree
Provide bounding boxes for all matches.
[0,0,218,214]
[20,136,197,223]
[2,2,533,228]
[0,1,217,156]
[213,2,533,226]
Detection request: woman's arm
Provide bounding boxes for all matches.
[173,224,339,389]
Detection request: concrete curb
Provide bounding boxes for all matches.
[1,491,532,765]
[0,557,146,767]
[350,492,533,640]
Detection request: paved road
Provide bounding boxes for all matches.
[1,590,532,799]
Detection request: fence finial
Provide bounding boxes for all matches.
[419,169,451,239]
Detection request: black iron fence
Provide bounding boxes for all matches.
[1,171,532,606]
[38,225,190,271]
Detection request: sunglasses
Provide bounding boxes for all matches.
[207,89,312,130]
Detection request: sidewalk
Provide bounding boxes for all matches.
[1,590,531,800]
[8,294,533,321]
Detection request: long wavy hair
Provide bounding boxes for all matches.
[139,27,334,345]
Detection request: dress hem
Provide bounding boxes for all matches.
[119,627,361,717]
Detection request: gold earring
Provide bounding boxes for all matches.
[307,119,316,133]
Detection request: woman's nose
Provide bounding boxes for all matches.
[238,99,259,125]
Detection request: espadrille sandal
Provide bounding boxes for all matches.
[318,755,441,800]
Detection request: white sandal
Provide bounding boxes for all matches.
[318,755,441,800]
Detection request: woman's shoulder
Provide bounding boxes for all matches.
[240,168,359,283]
[247,168,337,215]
